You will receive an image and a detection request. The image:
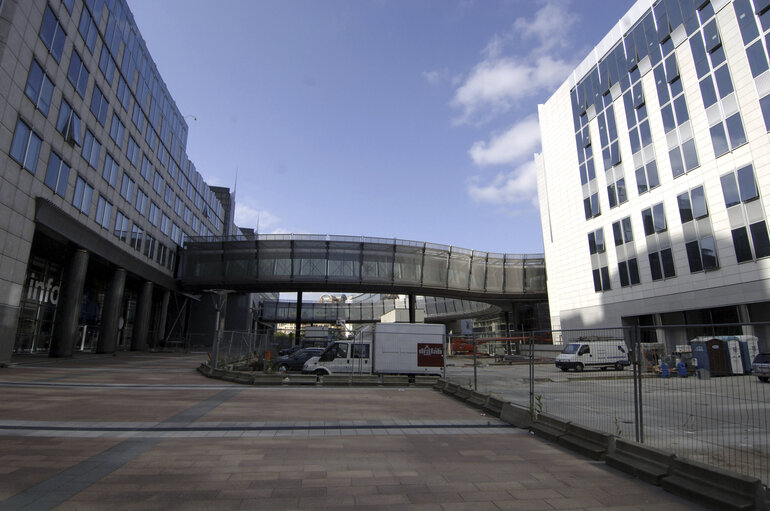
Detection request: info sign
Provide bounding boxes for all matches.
[417,343,444,367]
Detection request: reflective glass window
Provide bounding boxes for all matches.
[710,123,729,157]
[678,191,693,223]
[737,165,758,202]
[732,227,754,262]
[726,113,746,148]
[751,221,770,258]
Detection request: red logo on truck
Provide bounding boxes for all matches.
[417,343,444,367]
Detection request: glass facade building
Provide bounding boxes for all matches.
[537,0,770,348]
[0,0,229,360]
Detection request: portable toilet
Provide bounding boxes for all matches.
[690,339,730,376]
[738,336,760,374]
[725,339,744,375]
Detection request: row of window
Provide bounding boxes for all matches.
[39,3,224,231]
[587,164,770,292]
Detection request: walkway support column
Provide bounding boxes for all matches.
[49,248,89,357]
[155,289,170,348]
[408,294,416,323]
[295,292,302,346]
[131,281,153,351]
[97,268,126,354]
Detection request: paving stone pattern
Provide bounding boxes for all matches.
[0,353,705,510]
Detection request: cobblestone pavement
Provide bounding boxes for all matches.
[0,353,704,510]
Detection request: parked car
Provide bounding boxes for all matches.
[275,348,324,373]
[752,353,770,382]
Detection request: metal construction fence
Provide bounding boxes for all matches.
[444,324,770,487]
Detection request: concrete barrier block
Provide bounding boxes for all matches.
[605,438,674,485]
[321,375,352,386]
[433,378,447,391]
[252,374,284,385]
[351,375,380,386]
[558,422,613,460]
[442,382,459,395]
[284,375,317,385]
[454,386,472,402]
[500,403,532,429]
[382,375,409,386]
[468,391,487,407]
[531,412,569,443]
[661,457,763,511]
[483,396,505,418]
[414,375,440,387]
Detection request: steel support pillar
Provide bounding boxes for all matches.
[295,291,302,345]
[155,289,170,347]
[97,268,126,354]
[49,248,89,357]
[131,281,153,351]
[408,294,416,323]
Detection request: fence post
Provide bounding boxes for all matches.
[473,337,478,391]
[529,331,534,417]
[635,325,644,443]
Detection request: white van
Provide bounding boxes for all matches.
[555,340,630,372]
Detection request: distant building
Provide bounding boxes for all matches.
[0,0,233,361]
[536,0,770,348]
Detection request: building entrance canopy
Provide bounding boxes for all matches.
[178,234,547,304]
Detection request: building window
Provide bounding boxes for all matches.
[120,173,135,202]
[90,86,109,126]
[612,217,633,246]
[132,103,146,134]
[648,249,676,281]
[109,114,125,148]
[677,186,708,223]
[117,77,131,110]
[685,236,718,272]
[72,176,93,214]
[96,196,113,229]
[114,211,129,242]
[10,119,42,174]
[587,228,605,255]
[157,243,168,266]
[721,165,759,207]
[126,136,139,167]
[592,266,611,292]
[130,224,143,251]
[102,153,119,188]
[583,192,600,220]
[183,206,192,225]
[145,127,158,154]
[140,155,152,182]
[171,223,181,245]
[67,51,89,98]
[81,129,101,168]
[78,8,98,53]
[149,202,160,226]
[635,161,659,195]
[62,0,74,14]
[44,151,70,198]
[144,234,156,259]
[618,258,641,287]
[56,99,83,146]
[174,195,184,216]
[153,171,163,195]
[164,184,174,206]
[642,203,667,236]
[98,46,116,86]
[135,188,148,216]
[25,60,54,116]
[40,6,66,63]
[160,213,170,235]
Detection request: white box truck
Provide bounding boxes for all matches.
[555,340,630,372]
[302,323,445,376]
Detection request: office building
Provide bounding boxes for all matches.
[0,0,229,361]
[536,0,770,347]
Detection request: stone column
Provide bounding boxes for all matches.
[294,291,302,346]
[97,268,126,354]
[49,249,89,357]
[131,281,153,351]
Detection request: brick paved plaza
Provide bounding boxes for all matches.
[0,353,704,510]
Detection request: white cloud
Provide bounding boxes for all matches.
[452,55,573,124]
[451,2,579,124]
[468,115,540,166]
[467,160,538,206]
[422,69,444,86]
[234,203,282,234]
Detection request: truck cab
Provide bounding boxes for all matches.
[303,340,371,375]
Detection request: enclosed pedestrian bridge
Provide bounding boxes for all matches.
[179,235,546,305]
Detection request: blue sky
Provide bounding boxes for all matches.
[128,0,636,255]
